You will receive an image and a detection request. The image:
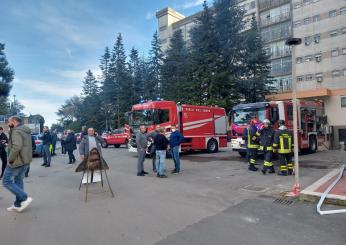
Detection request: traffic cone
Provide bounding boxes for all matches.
[286,183,301,197]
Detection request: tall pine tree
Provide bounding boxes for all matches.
[189,1,218,105]
[161,29,190,102]
[0,43,14,114]
[239,17,272,103]
[148,31,163,100]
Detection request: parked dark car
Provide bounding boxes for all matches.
[32,134,43,156]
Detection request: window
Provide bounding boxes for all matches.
[306,74,313,81]
[287,105,293,120]
[304,36,311,46]
[341,97,346,108]
[329,10,337,18]
[315,54,322,62]
[330,30,338,37]
[160,38,167,44]
[342,48,346,55]
[341,28,346,34]
[313,15,320,22]
[331,49,339,57]
[296,57,303,64]
[316,73,323,82]
[341,97,346,107]
[303,0,310,5]
[297,76,304,82]
[159,25,167,32]
[294,20,301,27]
[304,17,310,25]
[294,3,301,9]
[341,7,346,15]
[305,55,313,62]
[332,70,340,78]
[313,34,320,43]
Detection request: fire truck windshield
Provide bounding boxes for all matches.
[233,108,266,124]
[129,109,170,126]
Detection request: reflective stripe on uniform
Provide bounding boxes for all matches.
[250,159,256,164]
[278,149,291,154]
[287,163,294,170]
[248,130,259,149]
[280,166,288,170]
[264,161,273,167]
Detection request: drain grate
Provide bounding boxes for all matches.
[273,197,297,206]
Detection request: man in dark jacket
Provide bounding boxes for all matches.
[3,116,33,212]
[65,130,77,164]
[154,127,169,178]
[39,126,52,167]
[169,125,184,174]
[0,126,8,179]
[147,125,160,173]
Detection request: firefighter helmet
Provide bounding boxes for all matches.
[278,120,286,126]
[250,118,259,125]
[262,119,271,125]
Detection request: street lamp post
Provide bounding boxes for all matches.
[285,37,302,197]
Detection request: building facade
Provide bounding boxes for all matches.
[267,0,346,149]
[156,0,346,148]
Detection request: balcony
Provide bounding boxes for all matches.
[270,48,291,59]
[261,12,291,27]
[258,0,290,12]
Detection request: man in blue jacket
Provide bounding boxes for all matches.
[169,125,184,174]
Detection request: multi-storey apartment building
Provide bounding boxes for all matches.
[156,0,346,148]
[267,0,346,149]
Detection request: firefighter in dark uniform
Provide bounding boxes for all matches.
[256,119,275,174]
[273,120,294,176]
[243,118,259,171]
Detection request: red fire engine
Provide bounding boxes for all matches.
[230,100,324,156]
[127,101,228,153]
[101,127,131,148]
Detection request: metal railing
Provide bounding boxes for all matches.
[261,12,291,27]
[258,0,290,11]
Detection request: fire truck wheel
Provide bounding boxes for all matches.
[114,144,120,148]
[207,139,218,153]
[309,136,317,153]
[101,141,108,148]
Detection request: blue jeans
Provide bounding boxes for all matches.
[43,144,51,165]
[171,146,180,172]
[2,164,29,207]
[155,150,166,176]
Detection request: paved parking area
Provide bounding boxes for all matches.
[0,146,344,245]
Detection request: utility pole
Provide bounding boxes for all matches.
[285,37,302,197]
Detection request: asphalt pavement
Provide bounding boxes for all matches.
[0,146,344,245]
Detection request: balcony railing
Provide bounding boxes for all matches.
[270,48,291,59]
[258,0,290,11]
[261,12,291,27]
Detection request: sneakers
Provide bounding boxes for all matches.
[171,170,180,174]
[17,197,33,212]
[41,163,47,166]
[7,197,33,213]
[7,205,20,212]
[141,171,149,175]
[137,173,145,176]
[158,174,168,178]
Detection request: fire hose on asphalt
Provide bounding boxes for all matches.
[317,163,346,215]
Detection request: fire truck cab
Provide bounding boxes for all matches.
[127,101,228,153]
[230,100,324,156]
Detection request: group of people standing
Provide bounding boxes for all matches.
[136,125,184,178]
[243,118,294,176]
